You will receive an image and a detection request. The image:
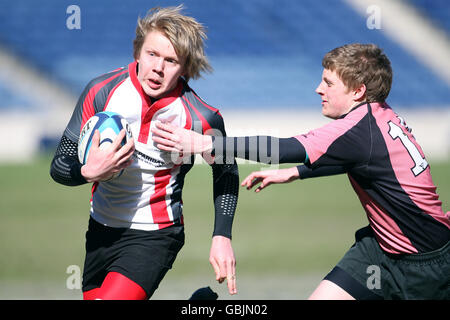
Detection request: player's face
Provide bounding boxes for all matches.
[316,69,358,119]
[137,30,185,99]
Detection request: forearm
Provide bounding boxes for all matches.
[50,135,88,186]
[212,162,239,239]
[212,136,307,164]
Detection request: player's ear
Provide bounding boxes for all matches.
[353,83,366,101]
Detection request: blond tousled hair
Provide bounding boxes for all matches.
[133,5,212,82]
[322,43,392,103]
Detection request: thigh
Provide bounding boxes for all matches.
[83,272,147,300]
[324,226,385,300]
[82,218,122,292]
[110,227,185,297]
[309,280,355,300]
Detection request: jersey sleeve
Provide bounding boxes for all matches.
[63,76,107,142]
[297,164,348,179]
[294,105,371,169]
[50,75,105,186]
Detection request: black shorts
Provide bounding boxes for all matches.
[324,226,450,300]
[82,217,185,298]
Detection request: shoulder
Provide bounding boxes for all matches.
[65,65,130,140]
[298,104,370,142]
[181,81,225,133]
[84,66,130,93]
[294,104,372,163]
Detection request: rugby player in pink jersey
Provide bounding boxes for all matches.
[50,6,239,299]
[152,43,450,300]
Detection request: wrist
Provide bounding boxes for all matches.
[203,135,213,153]
[81,165,95,183]
[212,234,232,242]
[71,162,88,184]
[288,166,300,180]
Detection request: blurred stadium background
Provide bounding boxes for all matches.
[0,0,448,299]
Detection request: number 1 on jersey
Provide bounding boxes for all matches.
[388,121,428,176]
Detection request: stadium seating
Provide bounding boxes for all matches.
[407,0,449,31]
[0,81,34,109]
[0,0,448,110]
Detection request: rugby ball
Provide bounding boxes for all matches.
[78,111,132,180]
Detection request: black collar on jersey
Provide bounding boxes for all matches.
[338,101,369,119]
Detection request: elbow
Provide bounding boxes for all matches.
[49,157,65,185]
[49,156,81,187]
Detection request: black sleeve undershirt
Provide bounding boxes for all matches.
[50,134,87,186]
[296,164,348,179]
[211,136,307,164]
[211,136,348,180]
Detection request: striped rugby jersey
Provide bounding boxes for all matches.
[62,61,238,232]
[295,102,450,254]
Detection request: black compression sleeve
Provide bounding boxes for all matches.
[50,135,87,186]
[297,164,347,179]
[212,136,306,164]
[211,162,239,239]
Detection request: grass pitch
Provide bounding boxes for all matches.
[0,156,448,299]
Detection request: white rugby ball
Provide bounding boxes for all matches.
[78,111,133,180]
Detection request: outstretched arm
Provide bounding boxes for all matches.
[151,121,307,164]
[242,164,348,192]
[241,167,300,192]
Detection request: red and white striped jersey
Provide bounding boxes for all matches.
[64,61,234,231]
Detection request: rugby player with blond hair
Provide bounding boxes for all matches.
[50,6,239,299]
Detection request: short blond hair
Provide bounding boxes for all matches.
[133,5,212,82]
[322,43,392,103]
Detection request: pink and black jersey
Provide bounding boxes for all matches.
[54,61,238,236]
[295,102,450,254]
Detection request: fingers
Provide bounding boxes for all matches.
[115,131,135,160]
[241,172,265,190]
[154,121,177,133]
[240,172,256,188]
[152,135,179,152]
[254,178,271,193]
[111,129,127,150]
[91,130,101,151]
[210,257,237,295]
[151,125,184,153]
[116,146,135,167]
[116,158,133,170]
[210,258,222,283]
[151,126,180,143]
[226,259,237,295]
[209,234,237,295]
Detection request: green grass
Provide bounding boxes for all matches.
[1,156,449,285]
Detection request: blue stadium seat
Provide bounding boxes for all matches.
[0,0,448,110]
[0,81,35,109]
[407,0,450,32]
